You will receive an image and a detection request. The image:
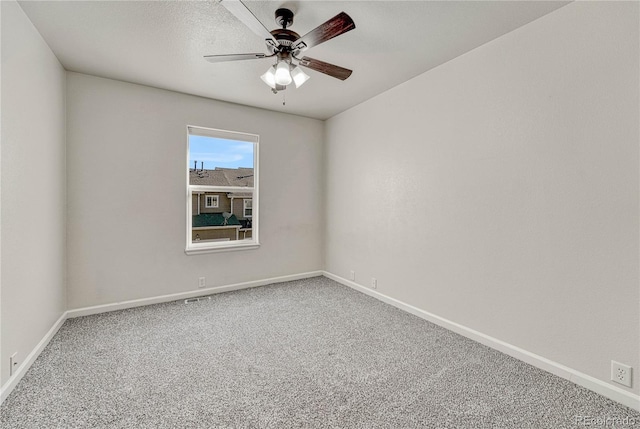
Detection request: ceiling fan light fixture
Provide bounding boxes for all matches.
[291,65,310,88]
[260,65,277,89]
[274,60,292,86]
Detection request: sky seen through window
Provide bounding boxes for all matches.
[189,135,254,170]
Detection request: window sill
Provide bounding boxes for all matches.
[185,242,260,255]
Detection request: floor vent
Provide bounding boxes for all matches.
[184,296,211,304]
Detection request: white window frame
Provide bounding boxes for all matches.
[186,125,259,255]
[243,198,253,218]
[204,194,219,209]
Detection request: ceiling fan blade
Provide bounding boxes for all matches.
[204,53,267,63]
[219,0,277,47]
[292,12,355,52]
[298,57,352,81]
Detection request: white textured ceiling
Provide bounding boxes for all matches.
[19,0,569,120]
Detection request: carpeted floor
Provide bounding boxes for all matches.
[1,276,639,428]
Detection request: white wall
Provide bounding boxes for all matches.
[325,1,639,393]
[1,1,67,387]
[66,73,323,309]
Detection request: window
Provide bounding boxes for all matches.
[186,125,258,254]
[243,199,253,218]
[205,195,219,208]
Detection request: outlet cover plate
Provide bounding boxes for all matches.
[611,360,632,387]
[198,277,206,288]
[9,352,18,377]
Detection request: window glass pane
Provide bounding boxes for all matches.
[204,195,219,208]
[243,199,253,218]
[187,131,257,249]
[189,135,254,187]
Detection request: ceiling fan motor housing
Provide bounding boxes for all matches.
[269,29,300,50]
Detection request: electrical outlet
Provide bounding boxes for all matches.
[371,278,377,289]
[349,270,355,281]
[9,353,18,377]
[198,277,206,288]
[611,361,632,387]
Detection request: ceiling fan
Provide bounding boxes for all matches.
[205,0,356,93]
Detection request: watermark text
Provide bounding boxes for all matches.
[574,415,637,426]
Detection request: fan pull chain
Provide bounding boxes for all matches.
[282,92,286,106]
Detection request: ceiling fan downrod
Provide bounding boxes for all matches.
[275,8,294,29]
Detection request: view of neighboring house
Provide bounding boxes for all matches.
[190,166,253,242]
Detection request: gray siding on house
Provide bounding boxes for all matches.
[230,197,252,220]
[190,168,253,219]
[200,192,231,214]
[192,193,252,221]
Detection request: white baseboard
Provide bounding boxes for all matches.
[0,312,67,404]
[4,270,637,412]
[66,271,323,318]
[323,271,640,412]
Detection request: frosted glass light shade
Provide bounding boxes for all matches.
[291,66,310,88]
[275,61,292,85]
[260,66,277,89]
